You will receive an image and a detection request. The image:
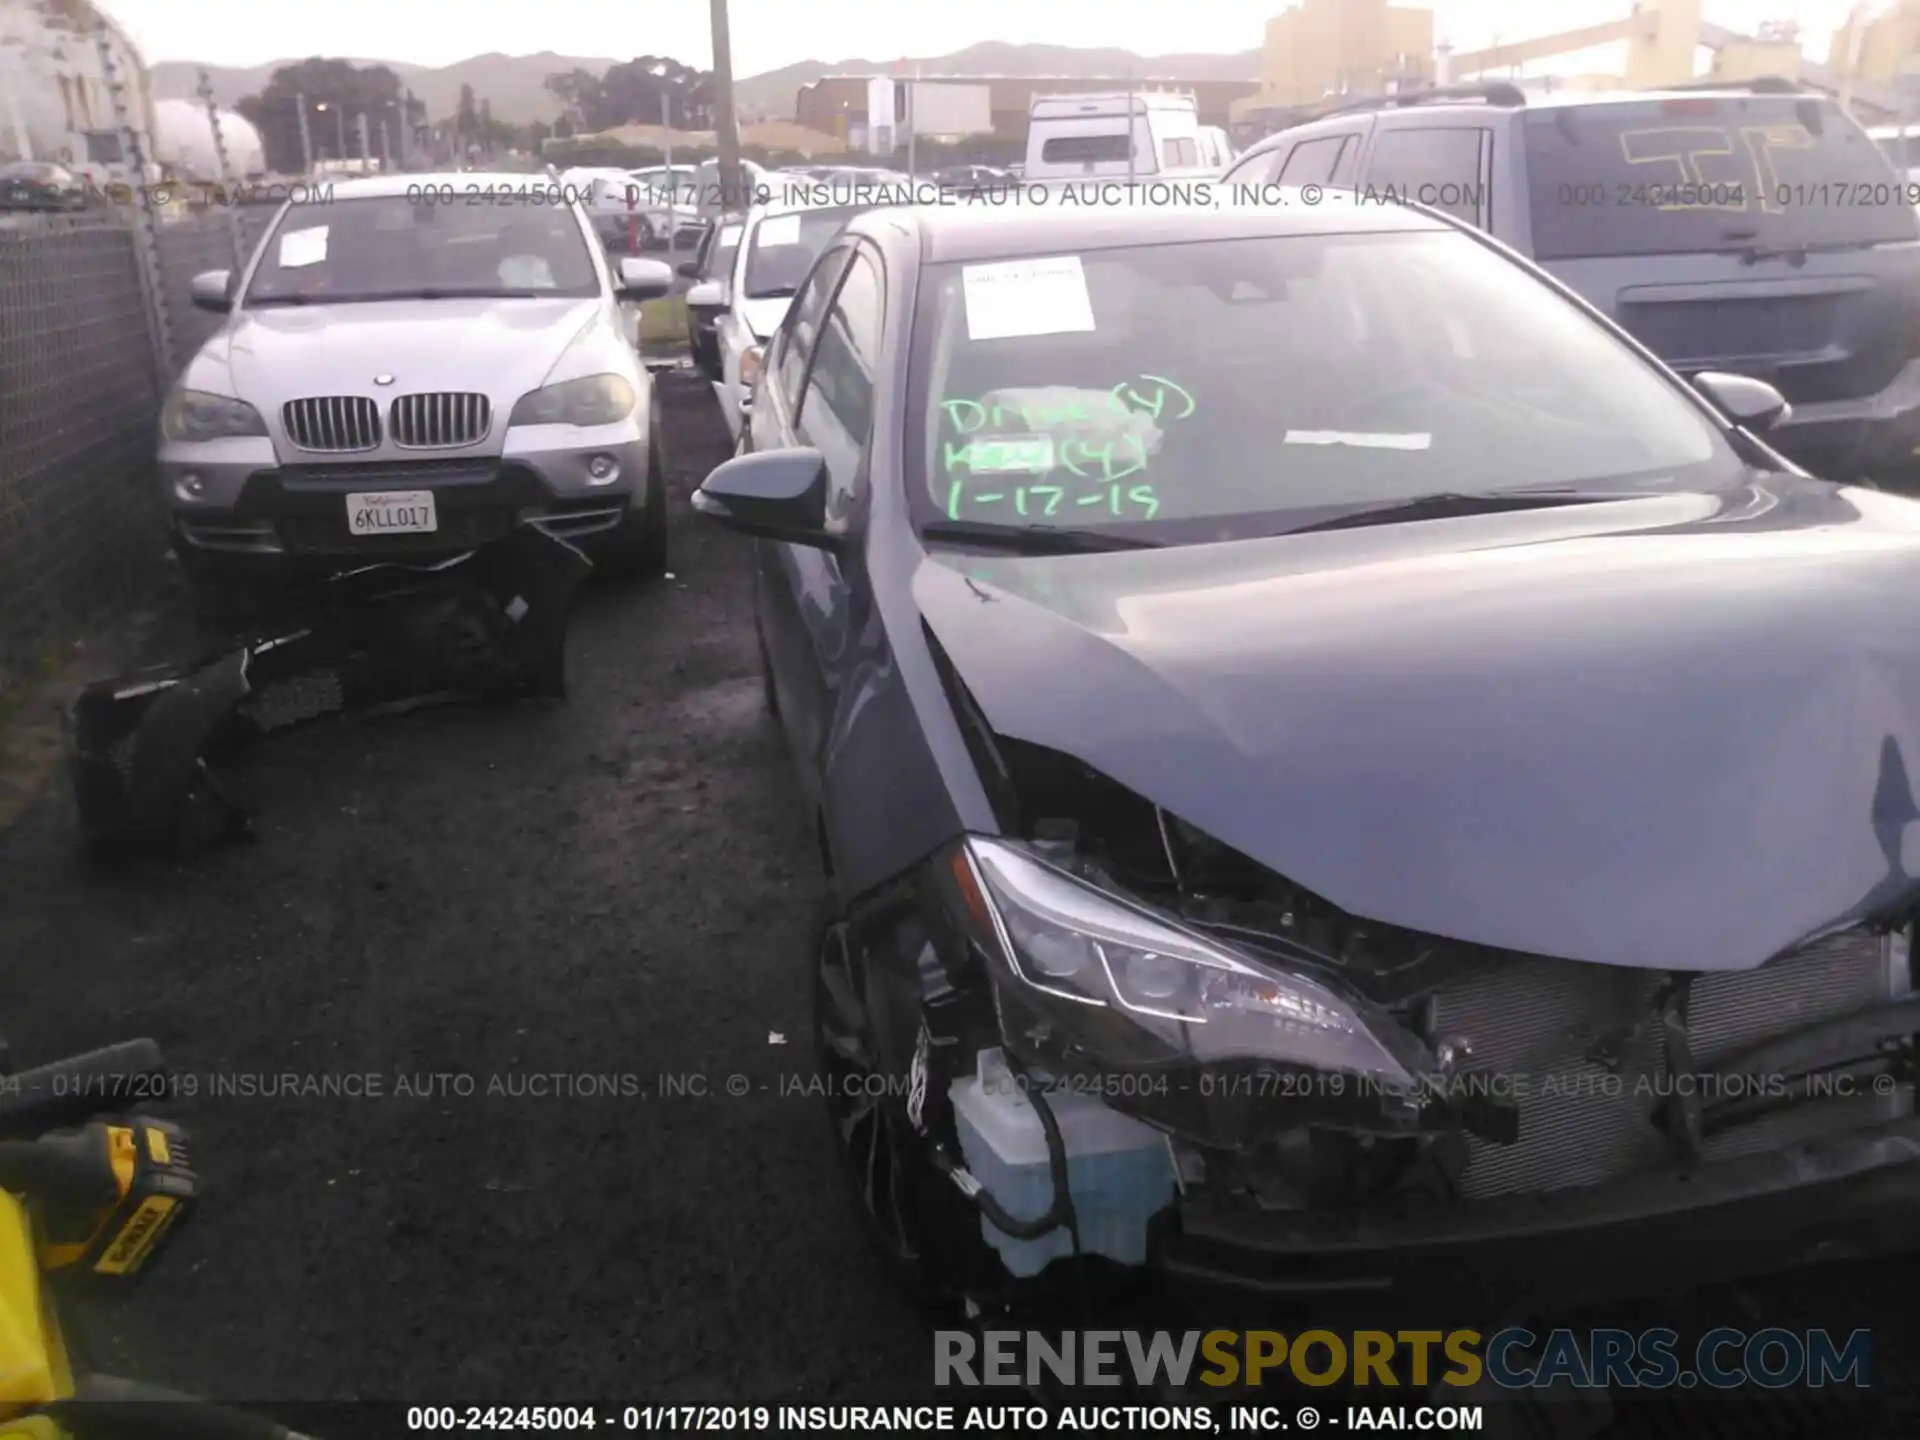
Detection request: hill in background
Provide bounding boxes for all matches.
[152,40,1262,125]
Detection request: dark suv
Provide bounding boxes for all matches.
[1222,79,1920,482]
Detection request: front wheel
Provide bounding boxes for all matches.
[811,901,959,1309]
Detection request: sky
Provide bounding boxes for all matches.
[103,1,1866,78]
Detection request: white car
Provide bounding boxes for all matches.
[160,171,677,603]
[687,195,888,440]
[626,164,703,248]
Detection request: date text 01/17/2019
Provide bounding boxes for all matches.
[404,1404,751,1431]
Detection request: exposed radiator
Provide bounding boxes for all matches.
[1428,927,1912,1199]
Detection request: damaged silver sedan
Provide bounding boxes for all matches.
[691,196,1920,1324]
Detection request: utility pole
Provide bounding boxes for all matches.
[334,106,348,160]
[661,89,673,171]
[357,111,371,171]
[403,87,417,166]
[197,67,247,265]
[709,0,743,208]
[907,66,917,178]
[380,114,393,169]
[295,90,313,174]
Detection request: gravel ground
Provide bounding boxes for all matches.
[0,370,929,1404]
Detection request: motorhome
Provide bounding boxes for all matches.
[1022,91,1222,182]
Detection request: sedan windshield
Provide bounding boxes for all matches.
[246,195,600,304]
[909,229,1747,544]
[742,206,867,298]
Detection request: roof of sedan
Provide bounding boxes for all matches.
[318,172,559,199]
[847,191,1451,264]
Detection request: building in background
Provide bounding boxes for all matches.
[0,0,156,178]
[796,73,1259,151]
[1252,0,1434,108]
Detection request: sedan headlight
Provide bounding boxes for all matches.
[161,389,266,442]
[507,374,637,428]
[957,836,1421,1086]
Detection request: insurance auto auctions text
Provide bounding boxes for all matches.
[743,1405,1481,1432]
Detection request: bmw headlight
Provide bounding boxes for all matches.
[161,389,266,442]
[507,374,637,428]
[954,836,1424,1089]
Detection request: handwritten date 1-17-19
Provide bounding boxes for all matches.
[944,482,1160,519]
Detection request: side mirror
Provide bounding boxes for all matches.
[692,447,836,551]
[616,256,673,301]
[677,260,702,279]
[189,269,233,313]
[685,279,727,309]
[1692,371,1791,432]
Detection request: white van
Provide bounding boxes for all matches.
[1023,92,1219,182]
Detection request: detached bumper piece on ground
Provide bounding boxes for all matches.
[62,525,591,861]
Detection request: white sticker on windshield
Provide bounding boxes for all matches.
[277,226,328,268]
[756,214,802,246]
[1284,431,1431,450]
[962,256,1096,341]
[947,434,1058,474]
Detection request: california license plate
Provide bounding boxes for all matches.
[346,490,437,536]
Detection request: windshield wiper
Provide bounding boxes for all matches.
[1276,489,1632,537]
[1720,228,1887,265]
[920,520,1160,554]
[244,288,556,307]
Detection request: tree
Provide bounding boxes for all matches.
[543,57,714,135]
[236,57,405,174]
[545,69,601,129]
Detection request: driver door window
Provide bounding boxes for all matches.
[774,245,853,411]
[797,250,883,527]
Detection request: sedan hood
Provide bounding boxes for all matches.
[222,297,600,404]
[914,480,1920,972]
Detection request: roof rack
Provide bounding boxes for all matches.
[1661,73,1803,95]
[1309,81,1529,122]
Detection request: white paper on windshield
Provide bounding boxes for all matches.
[756,214,802,246]
[949,434,1058,474]
[962,256,1096,341]
[1284,430,1431,450]
[718,223,743,245]
[277,226,328,267]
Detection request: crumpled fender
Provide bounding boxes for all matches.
[63,525,591,860]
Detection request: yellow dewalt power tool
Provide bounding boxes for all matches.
[0,1039,313,1440]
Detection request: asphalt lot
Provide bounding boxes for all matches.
[0,370,930,1403]
[3,368,1920,1433]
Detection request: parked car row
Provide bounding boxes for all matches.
[680,78,1920,1333]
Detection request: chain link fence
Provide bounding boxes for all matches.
[0,205,269,681]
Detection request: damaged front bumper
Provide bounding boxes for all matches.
[1161,1115,1920,1317]
[62,524,591,860]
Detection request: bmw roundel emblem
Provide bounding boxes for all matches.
[373,374,395,386]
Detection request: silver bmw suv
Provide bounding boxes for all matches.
[160,172,676,603]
